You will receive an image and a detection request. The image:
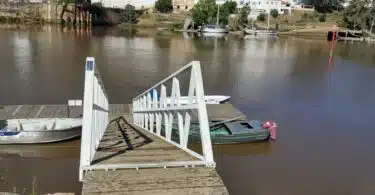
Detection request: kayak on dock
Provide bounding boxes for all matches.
[0,118,82,144]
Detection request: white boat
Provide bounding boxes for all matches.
[202,25,229,33]
[0,118,82,144]
[244,13,278,37]
[202,32,228,39]
[244,28,278,36]
[201,3,228,34]
[165,95,230,105]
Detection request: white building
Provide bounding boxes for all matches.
[233,0,292,18]
[91,0,155,9]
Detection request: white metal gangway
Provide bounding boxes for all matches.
[79,58,215,181]
[132,61,215,168]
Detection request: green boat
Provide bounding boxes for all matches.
[167,120,274,145]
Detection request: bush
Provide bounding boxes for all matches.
[270,9,279,19]
[122,4,138,24]
[313,10,320,18]
[155,0,173,13]
[257,13,266,22]
[239,5,250,25]
[319,14,326,22]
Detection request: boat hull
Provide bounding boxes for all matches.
[167,121,271,145]
[165,95,231,105]
[201,28,229,33]
[0,126,81,144]
[188,130,269,144]
[244,29,278,36]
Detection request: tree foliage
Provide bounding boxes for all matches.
[318,14,326,22]
[303,0,344,13]
[122,4,138,24]
[270,9,279,18]
[155,0,173,13]
[257,13,266,21]
[342,0,375,30]
[239,5,250,25]
[191,0,237,26]
[218,1,238,25]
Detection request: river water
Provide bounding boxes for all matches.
[0,25,375,195]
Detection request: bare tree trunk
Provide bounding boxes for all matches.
[74,0,77,25]
[60,2,68,22]
[370,17,374,36]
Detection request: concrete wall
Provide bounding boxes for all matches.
[172,0,197,13]
[0,2,88,23]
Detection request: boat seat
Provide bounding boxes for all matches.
[45,120,56,130]
[54,120,71,130]
[22,123,46,131]
[224,121,264,135]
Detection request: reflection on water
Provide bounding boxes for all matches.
[213,142,274,157]
[0,25,375,195]
[0,140,81,194]
[13,33,32,81]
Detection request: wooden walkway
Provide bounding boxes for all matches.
[0,104,240,195]
[83,114,228,194]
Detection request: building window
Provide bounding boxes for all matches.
[185,5,188,9]
[177,5,180,9]
[258,1,260,4]
[271,2,273,4]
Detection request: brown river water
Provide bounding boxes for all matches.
[0,25,375,195]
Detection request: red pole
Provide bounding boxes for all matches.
[328,30,336,71]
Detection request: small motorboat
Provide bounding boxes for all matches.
[201,24,229,33]
[168,119,277,144]
[0,118,82,144]
[165,95,231,105]
[187,120,276,144]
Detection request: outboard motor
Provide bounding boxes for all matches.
[262,121,277,140]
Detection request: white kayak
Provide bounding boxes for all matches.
[0,118,82,144]
[165,95,230,105]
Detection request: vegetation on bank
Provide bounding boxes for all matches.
[155,0,173,13]
[191,0,237,26]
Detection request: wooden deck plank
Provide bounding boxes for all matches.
[0,105,18,119]
[33,105,45,118]
[82,167,226,194]
[86,186,229,195]
[38,105,65,118]
[26,105,43,118]
[83,167,218,182]
[204,103,246,121]
[92,114,196,165]
[13,105,37,119]
[83,109,228,195]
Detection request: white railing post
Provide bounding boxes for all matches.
[79,57,109,181]
[79,57,95,180]
[191,61,214,165]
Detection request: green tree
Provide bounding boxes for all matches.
[123,4,138,24]
[318,14,326,22]
[257,13,266,21]
[192,0,217,26]
[303,0,344,13]
[239,5,250,25]
[191,0,237,26]
[270,9,279,18]
[218,1,238,25]
[343,0,374,29]
[155,0,173,13]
